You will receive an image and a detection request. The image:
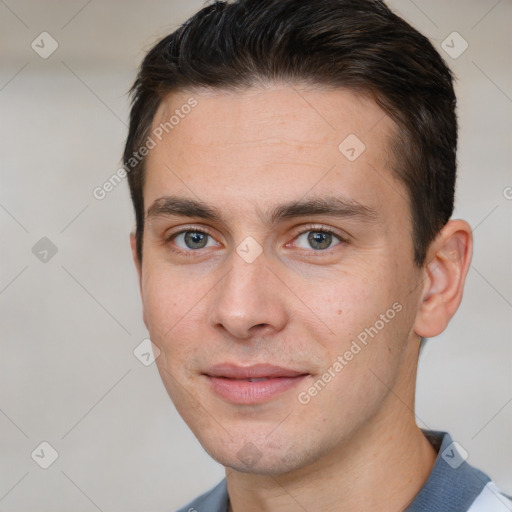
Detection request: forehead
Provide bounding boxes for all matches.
[144,84,407,223]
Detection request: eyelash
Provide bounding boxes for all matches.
[291,224,348,245]
[165,225,348,255]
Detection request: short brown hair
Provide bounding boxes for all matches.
[124,0,457,266]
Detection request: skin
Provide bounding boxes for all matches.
[131,84,473,511]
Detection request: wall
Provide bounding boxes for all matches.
[1,0,510,510]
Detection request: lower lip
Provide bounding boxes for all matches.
[206,375,308,404]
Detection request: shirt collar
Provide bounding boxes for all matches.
[405,430,490,512]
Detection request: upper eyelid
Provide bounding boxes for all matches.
[165,225,213,240]
[290,224,348,241]
[166,223,344,238]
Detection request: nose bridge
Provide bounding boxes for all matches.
[210,250,287,338]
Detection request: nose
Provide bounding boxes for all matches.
[208,252,289,340]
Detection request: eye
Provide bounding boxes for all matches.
[173,230,218,250]
[294,230,343,251]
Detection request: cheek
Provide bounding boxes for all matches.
[305,267,410,376]
[141,282,174,337]
[303,269,386,333]
[141,264,189,344]
[296,300,411,437]
[141,263,213,368]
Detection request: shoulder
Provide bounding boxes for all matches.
[175,479,229,512]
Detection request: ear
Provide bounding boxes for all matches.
[414,219,473,338]
[130,232,142,295]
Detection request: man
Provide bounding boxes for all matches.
[123,0,511,510]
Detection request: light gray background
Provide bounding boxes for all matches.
[1,0,511,510]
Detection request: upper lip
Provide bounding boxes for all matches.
[204,363,308,379]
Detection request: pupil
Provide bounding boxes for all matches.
[185,232,207,249]
[308,231,332,250]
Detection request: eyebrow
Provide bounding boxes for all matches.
[147,196,220,221]
[146,195,378,225]
[269,197,377,224]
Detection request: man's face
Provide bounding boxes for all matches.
[136,85,425,474]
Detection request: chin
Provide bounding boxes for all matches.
[198,434,318,476]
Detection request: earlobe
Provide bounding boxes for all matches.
[414,220,473,338]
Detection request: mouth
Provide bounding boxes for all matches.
[203,363,310,404]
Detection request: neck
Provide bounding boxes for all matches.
[227,415,436,512]
[226,346,437,512]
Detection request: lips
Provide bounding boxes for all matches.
[204,363,309,404]
[205,363,307,380]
